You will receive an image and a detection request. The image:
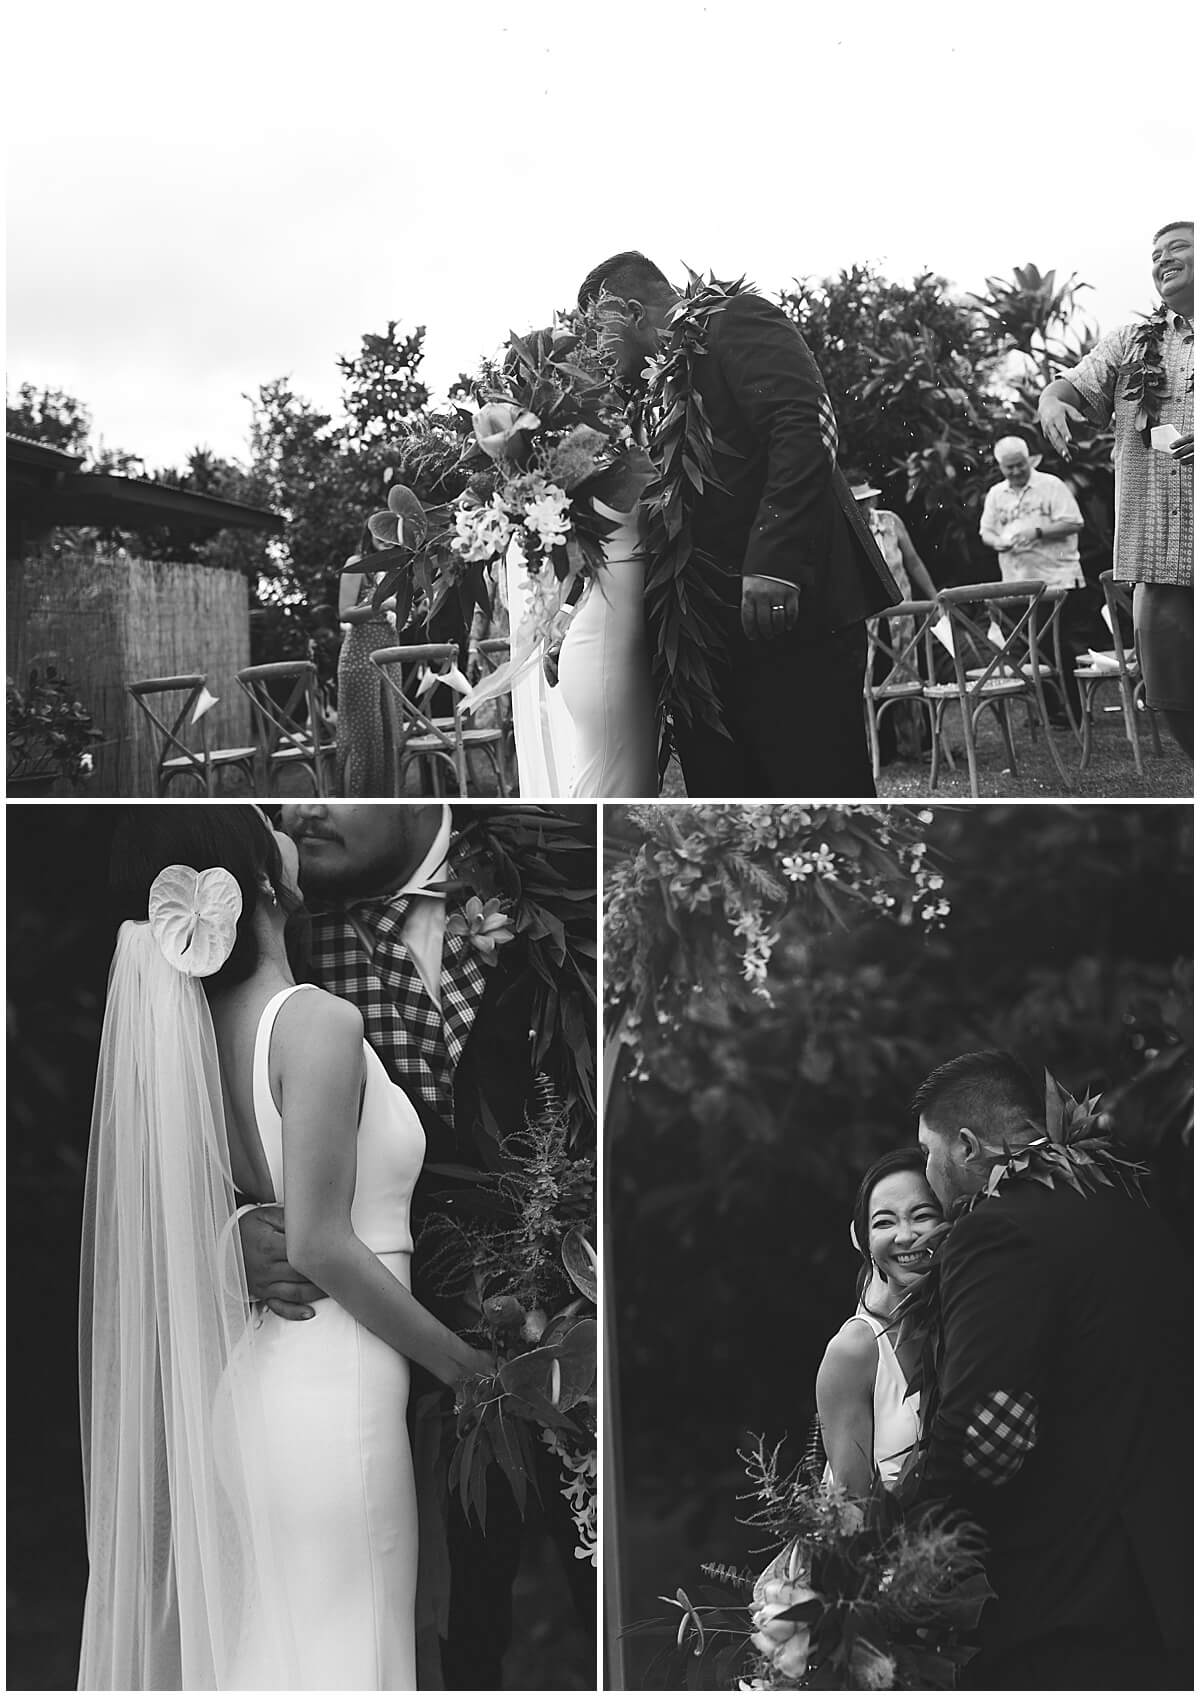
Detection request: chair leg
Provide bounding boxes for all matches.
[928,701,947,790]
[995,701,1020,775]
[1118,680,1145,778]
[1026,674,1072,790]
[1078,681,1095,771]
[958,697,980,797]
[865,698,882,785]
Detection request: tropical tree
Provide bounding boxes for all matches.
[777,261,1115,583]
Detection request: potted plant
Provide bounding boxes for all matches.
[7,667,105,793]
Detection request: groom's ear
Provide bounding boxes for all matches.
[956,1127,983,1164]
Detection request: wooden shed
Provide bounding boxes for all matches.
[7,435,284,794]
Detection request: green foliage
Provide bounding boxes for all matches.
[7,382,91,454]
[777,260,1114,583]
[6,666,104,782]
[424,1082,597,1532]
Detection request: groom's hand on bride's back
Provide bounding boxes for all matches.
[742,575,800,641]
[239,1204,326,1320]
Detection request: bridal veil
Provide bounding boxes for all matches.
[77,919,297,1689]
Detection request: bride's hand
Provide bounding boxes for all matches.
[542,640,563,688]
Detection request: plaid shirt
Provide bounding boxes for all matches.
[310,893,488,1120]
[1066,309,1194,587]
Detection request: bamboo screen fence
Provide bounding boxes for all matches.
[8,554,252,795]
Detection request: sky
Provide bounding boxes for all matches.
[6,0,1195,472]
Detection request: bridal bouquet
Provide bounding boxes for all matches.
[420,1079,598,1563]
[641,1438,991,1690]
[365,318,654,704]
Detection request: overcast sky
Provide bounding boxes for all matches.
[7,0,1194,471]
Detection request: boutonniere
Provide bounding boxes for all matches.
[1122,306,1171,443]
[445,894,516,964]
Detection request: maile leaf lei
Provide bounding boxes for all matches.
[1121,305,1171,444]
[896,1071,1148,1409]
[641,271,756,772]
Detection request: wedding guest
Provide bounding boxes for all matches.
[1038,221,1194,755]
[336,526,397,795]
[850,477,936,762]
[913,1050,1190,1690]
[978,435,1087,722]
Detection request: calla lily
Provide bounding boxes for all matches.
[473,402,540,462]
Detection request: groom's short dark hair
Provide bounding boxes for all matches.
[912,1050,1043,1154]
[577,251,673,310]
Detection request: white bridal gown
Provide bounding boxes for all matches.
[217,984,424,1690]
[823,1305,921,1489]
[555,500,658,798]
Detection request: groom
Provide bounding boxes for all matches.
[577,251,900,796]
[911,1050,1191,1690]
[239,802,596,1689]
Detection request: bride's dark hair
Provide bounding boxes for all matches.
[851,1147,937,1313]
[108,805,302,990]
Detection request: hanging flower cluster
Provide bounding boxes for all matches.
[541,1425,598,1566]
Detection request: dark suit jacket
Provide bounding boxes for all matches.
[922,1178,1191,1661]
[688,291,900,634]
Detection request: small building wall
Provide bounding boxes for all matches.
[7,554,252,795]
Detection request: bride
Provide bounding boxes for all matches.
[546,496,658,798]
[77,807,491,1690]
[815,1149,943,1493]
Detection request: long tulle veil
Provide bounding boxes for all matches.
[78,922,298,1689]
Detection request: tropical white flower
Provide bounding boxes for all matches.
[524,485,572,550]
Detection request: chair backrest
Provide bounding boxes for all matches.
[235,660,326,760]
[126,674,211,778]
[864,599,937,695]
[934,581,1045,694]
[369,644,461,748]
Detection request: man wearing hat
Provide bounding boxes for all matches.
[850,478,938,762]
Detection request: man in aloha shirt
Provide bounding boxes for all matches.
[979,435,1087,719]
[1038,220,1193,756]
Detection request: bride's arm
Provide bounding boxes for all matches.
[814,1321,878,1497]
[274,989,492,1387]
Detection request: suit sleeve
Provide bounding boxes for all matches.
[923,1205,1052,1507]
[709,294,839,591]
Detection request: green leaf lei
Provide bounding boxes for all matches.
[896,1071,1148,1409]
[640,271,756,771]
[1122,304,1171,444]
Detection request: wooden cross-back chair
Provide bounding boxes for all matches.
[369,643,509,796]
[1072,571,1164,776]
[235,660,335,796]
[862,598,939,785]
[125,673,257,796]
[923,582,1073,797]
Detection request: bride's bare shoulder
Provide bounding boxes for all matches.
[272,985,363,1053]
[817,1316,879,1383]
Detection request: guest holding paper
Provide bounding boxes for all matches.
[1038,221,1193,756]
[979,436,1086,723]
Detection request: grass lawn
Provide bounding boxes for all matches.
[658,703,1191,800]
